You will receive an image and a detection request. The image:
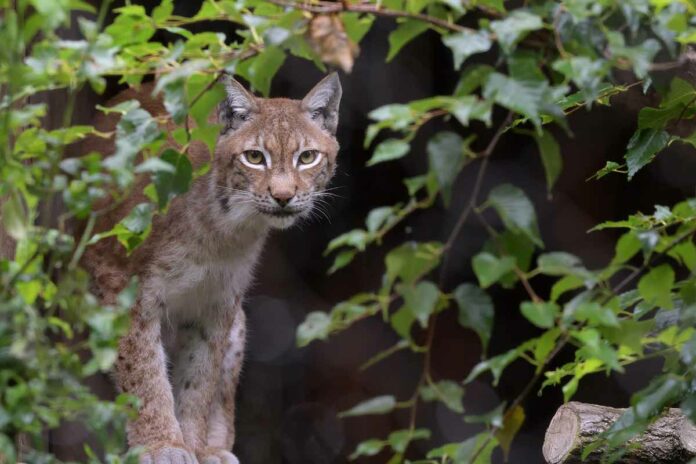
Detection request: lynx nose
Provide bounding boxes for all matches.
[270,188,295,207]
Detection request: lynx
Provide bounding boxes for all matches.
[81,74,342,464]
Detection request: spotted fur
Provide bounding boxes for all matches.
[80,74,342,464]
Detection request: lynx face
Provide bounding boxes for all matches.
[212,74,341,229]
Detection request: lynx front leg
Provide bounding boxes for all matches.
[115,302,196,464]
[202,310,246,464]
[172,305,237,458]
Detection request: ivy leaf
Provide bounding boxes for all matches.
[152,149,193,210]
[574,302,619,327]
[236,46,286,96]
[487,184,543,247]
[472,252,516,288]
[638,264,675,309]
[366,206,395,233]
[399,280,440,328]
[465,346,524,385]
[385,242,442,286]
[349,439,386,460]
[442,30,492,69]
[427,131,466,206]
[454,432,499,463]
[448,96,492,127]
[386,19,429,62]
[388,428,430,453]
[537,252,592,279]
[1,192,28,240]
[490,11,543,53]
[367,139,410,166]
[328,249,357,274]
[520,301,560,328]
[341,12,375,43]
[420,380,465,413]
[297,311,331,346]
[624,129,670,180]
[339,395,396,417]
[612,232,642,265]
[495,405,525,460]
[533,130,562,193]
[453,283,494,352]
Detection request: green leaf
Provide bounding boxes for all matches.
[574,302,619,327]
[537,252,591,279]
[366,206,395,233]
[534,328,561,364]
[442,30,492,69]
[533,130,562,193]
[341,12,375,43]
[237,46,286,96]
[624,129,670,180]
[328,249,357,274]
[153,149,193,210]
[388,428,431,453]
[420,380,465,413]
[453,283,494,352]
[472,252,516,288]
[326,229,370,253]
[465,346,523,385]
[454,432,499,463]
[448,96,492,127]
[349,439,386,460]
[495,406,525,460]
[638,264,675,309]
[550,275,585,302]
[427,131,466,206]
[490,10,543,53]
[520,301,559,328]
[399,281,440,328]
[487,184,543,247]
[339,395,396,417]
[455,64,495,96]
[297,311,331,347]
[367,139,410,166]
[612,231,642,265]
[391,306,415,340]
[387,19,429,62]
[121,203,154,234]
[2,192,28,240]
[385,242,442,286]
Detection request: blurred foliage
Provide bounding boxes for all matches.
[0,0,695,462]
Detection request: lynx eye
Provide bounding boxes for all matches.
[241,150,265,166]
[298,150,319,166]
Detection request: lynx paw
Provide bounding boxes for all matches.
[198,448,240,464]
[139,444,198,464]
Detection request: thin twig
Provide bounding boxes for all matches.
[268,0,471,33]
[439,111,513,284]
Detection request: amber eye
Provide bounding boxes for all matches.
[242,150,265,165]
[298,150,319,165]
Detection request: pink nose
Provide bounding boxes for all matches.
[270,188,294,207]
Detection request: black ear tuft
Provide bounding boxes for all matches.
[301,73,342,135]
[218,75,258,132]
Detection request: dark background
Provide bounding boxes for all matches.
[48,1,696,462]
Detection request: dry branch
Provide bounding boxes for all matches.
[543,402,696,464]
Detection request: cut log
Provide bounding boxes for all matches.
[543,402,696,464]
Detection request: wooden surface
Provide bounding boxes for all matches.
[543,402,696,464]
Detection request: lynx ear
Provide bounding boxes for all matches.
[218,75,258,132]
[302,73,342,135]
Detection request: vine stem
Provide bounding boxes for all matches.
[267,0,472,33]
[439,111,513,285]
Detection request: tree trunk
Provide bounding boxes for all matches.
[543,402,696,464]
